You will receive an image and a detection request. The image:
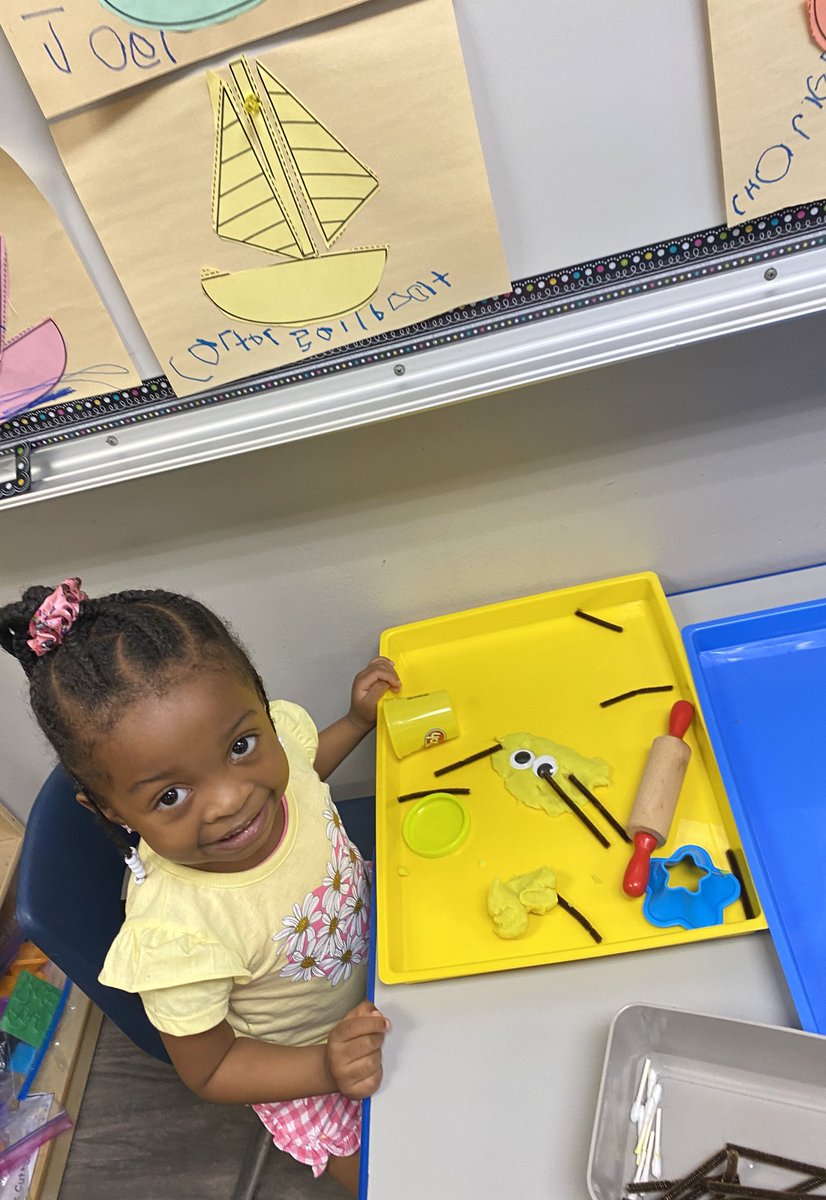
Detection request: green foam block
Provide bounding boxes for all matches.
[0,971,62,1048]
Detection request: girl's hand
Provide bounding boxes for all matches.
[325,1000,391,1099]
[348,656,401,732]
[315,659,400,778]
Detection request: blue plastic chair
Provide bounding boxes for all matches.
[17,766,167,1060]
[16,765,375,1199]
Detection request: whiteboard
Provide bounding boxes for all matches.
[2,0,826,504]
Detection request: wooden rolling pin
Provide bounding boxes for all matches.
[622,700,695,897]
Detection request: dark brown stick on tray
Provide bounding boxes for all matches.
[684,1185,723,1200]
[628,1175,726,1199]
[790,1176,826,1194]
[707,1184,824,1199]
[626,1183,681,1195]
[574,608,624,633]
[397,788,471,802]
[653,1183,722,1200]
[600,685,674,708]
[567,773,632,844]
[433,743,502,777]
[660,1151,727,1200]
[537,767,610,848]
[789,1176,826,1194]
[725,1146,826,1179]
[630,1143,826,1200]
[725,850,758,921]
[556,894,602,944]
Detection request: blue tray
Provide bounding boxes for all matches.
[683,598,826,1034]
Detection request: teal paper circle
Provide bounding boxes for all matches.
[98,1,267,31]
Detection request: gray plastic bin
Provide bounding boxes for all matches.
[588,1004,826,1199]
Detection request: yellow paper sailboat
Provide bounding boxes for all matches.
[201,57,387,325]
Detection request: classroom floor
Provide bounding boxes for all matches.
[58,1018,346,1200]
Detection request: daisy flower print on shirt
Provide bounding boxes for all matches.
[316,891,347,958]
[272,892,322,954]
[324,804,345,846]
[327,934,362,986]
[279,931,327,982]
[322,845,354,901]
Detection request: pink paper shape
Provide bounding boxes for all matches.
[0,236,7,366]
[0,318,67,422]
[808,0,826,50]
[0,229,68,421]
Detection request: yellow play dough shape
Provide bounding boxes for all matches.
[509,867,559,914]
[492,732,610,817]
[487,867,559,939]
[487,878,529,939]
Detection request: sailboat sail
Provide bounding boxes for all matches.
[227,58,317,257]
[210,73,311,260]
[256,62,379,249]
[0,231,68,419]
[201,54,387,327]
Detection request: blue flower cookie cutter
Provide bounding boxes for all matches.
[643,844,741,930]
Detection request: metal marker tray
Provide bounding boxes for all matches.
[376,573,765,985]
[588,1004,826,1200]
[684,598,826,1034]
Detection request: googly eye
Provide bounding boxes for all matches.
[509,748,535,770]
[532,754,558,778]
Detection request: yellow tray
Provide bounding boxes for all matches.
[376,572,766,984]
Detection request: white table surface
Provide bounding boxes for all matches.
[367,564,826,1199]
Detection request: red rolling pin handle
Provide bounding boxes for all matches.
[622,701,695,899]
[623,832,659,898]
[669,699,694,739]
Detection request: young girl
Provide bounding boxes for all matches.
[0,578,401,1195]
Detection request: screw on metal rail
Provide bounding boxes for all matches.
[394,364,405,376]
[106,436,119,446]
[764,267,778,281]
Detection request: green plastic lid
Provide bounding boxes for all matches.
[402,792,470,858]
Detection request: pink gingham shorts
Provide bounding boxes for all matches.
[253,1092,362,1177]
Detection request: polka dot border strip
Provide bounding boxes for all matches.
[2,199,825,475]
[0,444,31,498]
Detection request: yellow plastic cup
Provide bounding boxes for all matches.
[382,691,459,759]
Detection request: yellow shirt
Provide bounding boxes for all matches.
[99,701,370,1044]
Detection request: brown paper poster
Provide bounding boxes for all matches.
[707,0,826,224]
[0,148,139,424]
[1,0,369,119]
[53,0,511,398]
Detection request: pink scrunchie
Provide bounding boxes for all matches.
[27,577,87,657]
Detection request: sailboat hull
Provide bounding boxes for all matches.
[0,318,67,422]
[201,247,388,326]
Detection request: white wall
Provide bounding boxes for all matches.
[2,310,826,821]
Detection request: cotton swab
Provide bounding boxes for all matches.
[652,1108,662,1179]
[634,1125,656,1184]
[635,1089,658,1158]
[641,1122,655,1183]
[634,1084,662,1159]
[630,1058,651,1125]
[633,1129,651,1183]
[639,1068,657,1137]
[635,1094,655,1158]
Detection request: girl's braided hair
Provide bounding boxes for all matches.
[0,585,270,804]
